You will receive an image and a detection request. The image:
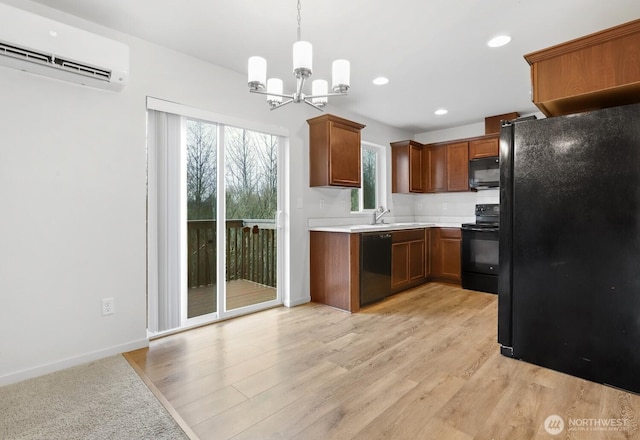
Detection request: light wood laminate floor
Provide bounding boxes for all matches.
[127,283,640,440]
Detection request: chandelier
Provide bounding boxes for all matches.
[247,0,350,111]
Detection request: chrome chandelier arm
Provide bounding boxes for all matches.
[269,98,294,110]
[303,99,325,112]
[249,89,291,99]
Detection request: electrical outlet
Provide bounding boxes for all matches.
[442,202,448,211]
[102,298,115,316]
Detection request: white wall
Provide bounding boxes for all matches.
[0,0,412,384]
[415,121,486,144]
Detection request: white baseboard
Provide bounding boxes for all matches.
[0,338,149,387]
[285,295,311,307]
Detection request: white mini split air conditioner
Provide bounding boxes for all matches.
[0,3,129,91]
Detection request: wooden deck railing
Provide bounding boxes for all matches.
[187,220,277,289]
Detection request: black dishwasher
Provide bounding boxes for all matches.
[360,232,392,306]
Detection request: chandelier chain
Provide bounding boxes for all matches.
[296,0,302,41]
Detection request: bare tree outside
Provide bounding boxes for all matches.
[225,126,278,220]
[253,131,278,219]
[185,122,278,221]
[351,146,377,211]
[186,119,217,220]
[186,121,279,317]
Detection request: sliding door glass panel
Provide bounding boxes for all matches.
[186,119,218,318]
[224,126,278,311]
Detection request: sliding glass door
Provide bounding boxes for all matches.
[185,121,281,322]
[147,99,285,335]
[185,119,218,318]
[223,127,278,311]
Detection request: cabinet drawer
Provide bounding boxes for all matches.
[439,228,461,239]
[392,229,425,243]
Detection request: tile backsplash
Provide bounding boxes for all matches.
[414,189,499,224]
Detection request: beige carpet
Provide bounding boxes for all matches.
[0,355,190,440]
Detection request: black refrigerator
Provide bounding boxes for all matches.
[498,102,640,395]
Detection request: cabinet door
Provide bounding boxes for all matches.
[425,145,446,193]
[409,144,424,192]
[441,237,461,281]
[308,114,365,188]
[329,121,361,187]
[446,141,469,192]
[409,240,425,281]
[391,141,424,194]
[430,228,443,278]
[391,242,410,289]
[469,137,499,159]
[429,228,461,282]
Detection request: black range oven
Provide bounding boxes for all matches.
[461,204,499,294]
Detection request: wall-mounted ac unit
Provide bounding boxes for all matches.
[0,3,129,92]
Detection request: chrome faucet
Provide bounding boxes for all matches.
[373,206,391,224]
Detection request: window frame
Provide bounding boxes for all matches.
[350,141,387,214]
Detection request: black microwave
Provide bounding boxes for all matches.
[469,157,499,189]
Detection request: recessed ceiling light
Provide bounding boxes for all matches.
[372,76,389,85]
[488,35,511,48]
[434,108,448,116]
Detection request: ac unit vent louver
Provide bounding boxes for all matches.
[54,57,111,81]
[0,42,52,65]
[0,42,112,82]
[0,3,129,92]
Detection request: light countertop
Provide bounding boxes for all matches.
[309,222,462,233]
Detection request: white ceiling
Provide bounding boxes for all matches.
[28,0,640,133]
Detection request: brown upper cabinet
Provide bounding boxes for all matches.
[425,144,447,193]
[392,127,505,194]
[469,135,499,159]
[485,112,520,135]
[308,114,366,188]
[391,140,424,193]
[524,19,640,117]
[424,141,468,193]
[446,141,469,192]
[391,139,470,194]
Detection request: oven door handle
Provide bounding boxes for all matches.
[463,227,499,232]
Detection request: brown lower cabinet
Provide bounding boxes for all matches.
[310,227,460,313]
[430,227,462,282]
[309,231,360,312]
[391,229,427,293]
